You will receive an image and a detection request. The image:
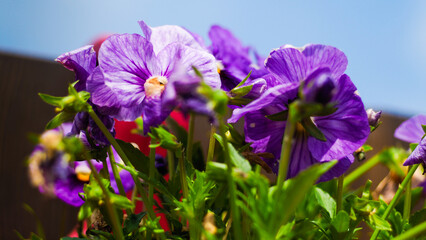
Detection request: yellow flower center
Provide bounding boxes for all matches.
[144,76,168,98]
[75,164,91,182]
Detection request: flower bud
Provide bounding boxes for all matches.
[366,108,382,128]
[303,68,336,105]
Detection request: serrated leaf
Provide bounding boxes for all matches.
[124,212,147,234]
[369,214,392,231]
[314,187,336,219]
[409,208,426,226]
[214,134,251,172]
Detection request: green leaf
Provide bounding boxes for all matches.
[109,194,134,209]
[369,214,392,231]
[45,111,76,129]
[165,116,188,146]
[422,125,426,134]
[124,212,147,234]
[409,208,426,226]
[148,126,182,153]
[38,93,67,108]
[363,144,373,152]
[214,134,251,172]
[230,84,253,97]
[301,117,326,141]
[77,202,94,221]
[234,70,252,89]
[265,110,288,121]
[274,161,337,227]
[314,187,336,219]
[116,139,150,175]
[410,143,419,152]
[60,237,87,240]
[331,211,350,233]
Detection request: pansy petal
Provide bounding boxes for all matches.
[55,177,85,207]
[308,74,369,161]
[318,155,354,182]
[138,20,204,54]
[229,83,299,123]
[142,96,173,134]
[265,47,308,84]
[394,115,426,143]
[287,133,317,178]
[404,138,426,166]
[56,45,96,91]
[302,44,348,79]
[157,43,221,89]
[244,111,285,173]
[99,33,160,80]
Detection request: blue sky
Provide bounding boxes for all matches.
[1,0,425,116]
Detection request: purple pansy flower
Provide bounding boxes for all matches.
[208,25,268,93]
[394,115,426,166]
[56,46,115,146]
[28,124,134,207]
[229,44,370,181]
[87,21,221,133]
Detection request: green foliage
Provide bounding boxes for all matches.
[39,82,91,129]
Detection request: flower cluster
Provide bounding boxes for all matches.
[29,20,426,240]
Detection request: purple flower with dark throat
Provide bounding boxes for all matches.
[87,21,221,133]
[229,44,370,181]
[394,115,426,166]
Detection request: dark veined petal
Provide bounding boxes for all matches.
[404,137,426,166]
[87,67,145,121]
[265,47,308,84]
[394,115,426,143]
[308,74,369,162]
[156,42,221,89]
[244,111,286,173]
[138,20,204,54]
[56,45,96,91]
[228,82,299,123]
[302,44,348,79]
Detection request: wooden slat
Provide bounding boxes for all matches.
[0,52,78,239]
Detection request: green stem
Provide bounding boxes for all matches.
[186,112,195,164]
[344,154,382,188]
[370,164,419,240]
[88,109,165,240]
[108,146,131,215]
[218,117,242,240]
[392,220,426,240]
[167,150,174,180]
[403,166,413,221]
[336,174,344,212]
[178,152,189,199]
[87,160,124,240]
[276,107,296,191]
[206,124,216,163]
[148,144,156,214]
